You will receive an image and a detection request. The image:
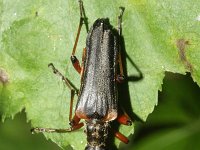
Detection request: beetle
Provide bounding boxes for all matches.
[31,1,132,150]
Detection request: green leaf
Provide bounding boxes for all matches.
[0,0,200,149]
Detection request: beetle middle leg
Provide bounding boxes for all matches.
[117,111,132,126]
[70,0,88,74]
[31,64,84,134]
[48,63,84,126]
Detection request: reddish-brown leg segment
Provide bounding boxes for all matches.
[114,131,129,144]
[71,47,86,75]
[71,56,82,74]
[69,114,84,131]
[70,0,87,74]
[117,113,132,126]
[114,112,132,143]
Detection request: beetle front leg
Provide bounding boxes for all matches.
[70,0,88,74]
[116,7,125,83]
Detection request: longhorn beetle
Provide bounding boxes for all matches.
[31,0,132,149]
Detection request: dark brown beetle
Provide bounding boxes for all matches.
[31,1,132,150]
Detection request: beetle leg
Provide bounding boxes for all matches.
[31,113,84,134]
[71,0,88,74]
[80,47,86,77]
[71,0,85,56]
[69,114,84,132]
[69,90,75,122]
[31,127,72,133]
[69,114,85,132]
[31,122,84,134]
[48,63,81,127]
[71,47,86,75]
[71,56,82,74]
[67,94,85,131]
[48,63,78,94]
[116,8,131,144]
[79,0,89,32]
[117,112,132,126]
[31,114,84,134]
[117,7,125,83]
[114,130,129,144]
[118,7,125,36]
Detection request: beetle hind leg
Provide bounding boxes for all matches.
[117,112,132,126]
[31,127,73,134]
[31,122,84,134]
[31,113,84,134]
[114,111,132,143]
[114,130,129,144]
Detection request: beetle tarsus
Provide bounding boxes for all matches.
[119,7,125,17]
[117,75,125,83]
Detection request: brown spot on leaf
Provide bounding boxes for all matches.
[176,39,193,72]
[0,68,9,84]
